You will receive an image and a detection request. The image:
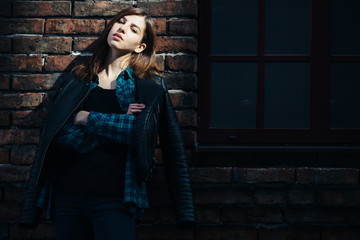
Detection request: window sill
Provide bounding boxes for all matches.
[195,144,360,152]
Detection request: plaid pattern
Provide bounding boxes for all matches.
[54,66,149,218]
[85,112,135,145]
[55,123,109,153]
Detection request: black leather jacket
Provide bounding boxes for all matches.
[19,73,195,228]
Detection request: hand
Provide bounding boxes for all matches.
[127,103,145,115]
[73,110,90,126]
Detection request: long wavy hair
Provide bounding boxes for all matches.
[72,7,160,82]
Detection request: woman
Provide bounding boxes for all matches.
[20,7,195,239]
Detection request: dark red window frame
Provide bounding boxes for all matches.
[198,0,360,147]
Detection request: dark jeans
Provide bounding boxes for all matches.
[54,193,136,240]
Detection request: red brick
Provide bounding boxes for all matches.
[154,18,166,35]
[0,148,10,164]
[13,1,71,17]
[259,226,320,240]
[233,168,294,183]
[74,1,133,17]
[163,72,197,90]
[176,109,197,127]
[0,202,21,221]
[0,55,42,72]
[193,188,251,205]
[11,145,37,165]
[155,55,165,71]
[73,37,97,52]
[0,38,11,53]
[147,188,171,204]
[0,19,44,34]
[0,164,31,182]
[10,223,55,239]
[196,207,220,224]
[288,189,315,204]
[4,186,26,202]
[319,189,360,206]
[190,167,231,183]
[46,19,105,35]
[285,208,346,223]
[138,0,197,17]
[196,226,257,240]
[12,110,47,127]
[223,207,282,224]
[0,74,10,90]
[0,93,44,109]
[12,74,60,91]
[296,167,359,184]
[169,18,198,35]
[169,90,196,108]
[136,225,194,240]
[157,36,197,53]
[142,207,158,223]
[0,111,10,126]
[166,54,197,72]
[158,206,175,223]
[0,129,40,145]
[321,227,360,240]
[181,129,196,147]
[13,37,72,54]
[0,1,11,17]
[254,189,286,205]
[44,55,89,72]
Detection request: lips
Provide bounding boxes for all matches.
[113,32,123,41]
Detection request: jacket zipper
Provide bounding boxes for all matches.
[144,97,162,181]
[35,85,92,185]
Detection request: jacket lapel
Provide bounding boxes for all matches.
[135,77,165,107]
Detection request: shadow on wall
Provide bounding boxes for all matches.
[18,40,99,127]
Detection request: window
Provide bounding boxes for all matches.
[198,0,360,146]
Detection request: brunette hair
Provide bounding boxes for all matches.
[72,7,160,81]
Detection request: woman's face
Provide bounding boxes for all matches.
[107,15,147,54]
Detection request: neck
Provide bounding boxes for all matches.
[103,50,132,79]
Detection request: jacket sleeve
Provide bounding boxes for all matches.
[158,78,196,226]
[85,111,136,146]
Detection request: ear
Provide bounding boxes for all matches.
[134,43,147,54]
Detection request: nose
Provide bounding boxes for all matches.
[117,23,129,34]
[118,25,125,34]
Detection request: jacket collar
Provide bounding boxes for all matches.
[135,76,165,106]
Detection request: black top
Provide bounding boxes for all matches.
[54,86,127,197]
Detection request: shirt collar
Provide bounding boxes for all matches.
[94,66,134,84]
[123,66,134,82]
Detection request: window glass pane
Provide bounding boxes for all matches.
[331,63,360,128]
[264,63,310,128]
[265,0,310,54]
[210,63,257,128]
[211,0,258,54]
[331,0,360,55]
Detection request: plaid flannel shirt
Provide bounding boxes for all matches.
[54,67,149,218]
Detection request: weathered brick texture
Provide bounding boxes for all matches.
[0,55,42,72]
[0,19,45,34]
[0,38,11,53]
[74,1,133,17]
[13,37,72,54]
[46,19,105,35]
[1,1,360,240]
[13,1,71,17]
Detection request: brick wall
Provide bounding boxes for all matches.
[1,0,360,240]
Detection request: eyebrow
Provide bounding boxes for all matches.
[122,16,142,33]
